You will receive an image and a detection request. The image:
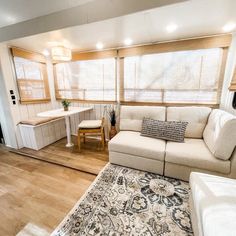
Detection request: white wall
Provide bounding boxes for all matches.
[0,62,18,148]
[0,44,22,148]
[220,33,236,115]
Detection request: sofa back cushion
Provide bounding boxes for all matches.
[120,106,166,131]
[167,106,212,138]
[203,109,236,160]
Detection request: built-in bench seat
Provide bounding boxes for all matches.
[19,116,58,126]
[18,117,66,150]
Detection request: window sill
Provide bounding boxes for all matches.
[56,98,117,104]
[20,98,51,105]
[120,101,220,108]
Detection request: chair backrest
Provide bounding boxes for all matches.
[119,106,166,132]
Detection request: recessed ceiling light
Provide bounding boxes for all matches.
[124,38,133,46]
[223,22,236,32]
[6,15,16,23]
[166,24,178,33]
[96,42,104,50]
[43,49,50,57]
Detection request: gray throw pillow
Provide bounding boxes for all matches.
[141,118,188,142]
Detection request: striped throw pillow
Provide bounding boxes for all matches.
[141,118,188,142]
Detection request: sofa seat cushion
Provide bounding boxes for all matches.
[165,138,230,174]
[190,172,236,236]
[108,131,166,161]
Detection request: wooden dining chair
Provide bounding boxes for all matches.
[77,117,105,151]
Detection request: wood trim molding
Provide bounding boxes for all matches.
[217,47,229,101]
[229,67,236,91]
[120,101,220,108]
[20,98,51,105]
[11,47,46,63]
[119,58,124,101]
[118,34,232,57]
[71,49,118,62]
[56,98,116,104]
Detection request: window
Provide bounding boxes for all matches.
[122,48,224,104]
[54,58,116,102]
[12,50,50,104]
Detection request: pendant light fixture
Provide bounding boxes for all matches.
[51,46,72,61]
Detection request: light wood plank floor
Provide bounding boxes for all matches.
[13,136,109,175]
[0,145,97,236]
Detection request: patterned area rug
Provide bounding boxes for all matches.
[52,164,193,236]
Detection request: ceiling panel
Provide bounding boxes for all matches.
[0,0,93,28]
[6,0,236,54]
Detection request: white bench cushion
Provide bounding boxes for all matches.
[203,109,236,160]
[108,131,166,161]
[165,139,230,174]
[167,106,211,138]
[78,120,102,129]
[119,106,166,132]
[190,172,236,236]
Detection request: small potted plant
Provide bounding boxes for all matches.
[61,99,71,111]
[107,106,118,139]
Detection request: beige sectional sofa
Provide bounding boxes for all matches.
[108,105,236,181]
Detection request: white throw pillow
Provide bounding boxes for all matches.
[203,109,236,160]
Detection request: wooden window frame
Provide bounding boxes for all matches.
[11,47,51,104]
[119,34,231,107]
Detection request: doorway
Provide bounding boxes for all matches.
[0,123,4,144]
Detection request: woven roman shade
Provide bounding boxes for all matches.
[54,50,118,102]
[11,47,50,104]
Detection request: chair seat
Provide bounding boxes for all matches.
[78,120,102,129]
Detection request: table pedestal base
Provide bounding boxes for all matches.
[65,116,73,148]
[66,143,74,148]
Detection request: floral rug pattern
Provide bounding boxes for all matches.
[53,164,193,236]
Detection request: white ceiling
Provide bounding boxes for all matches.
[6,0,236,54]
[0,0,93,28]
